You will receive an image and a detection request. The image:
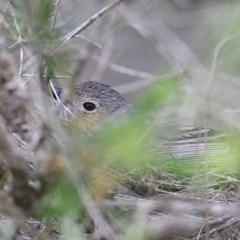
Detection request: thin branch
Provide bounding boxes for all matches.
[63,0,125,42]
[51,0,125,55]
[19,73,71,79]
[205,36,232,101]
[8,2,24,85]
[75,34,102,49]
[52,0,61,30]
[49,80,74,117]
[91,54,155,79]
[118,4,210,87]
[115,73,178,93]
[91,37,114,82]
[82,193,118,240]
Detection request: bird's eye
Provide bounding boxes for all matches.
[83,102,96,111]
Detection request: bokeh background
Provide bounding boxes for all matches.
[1,1,240,240]
[45,0,240,130]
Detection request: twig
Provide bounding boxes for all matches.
[75,34,102,48]
[91,54,155,79]
[52,0,61,30]
[8,2,24,85]
[49,80,73,117]
[205,36,232,101]
[113,195,240,217]
[118,4,210,86]
[51,0,125,55]
[196,223,205,240]
[114,73,178,93]
[91,37,114,82]
[19,73,71,79]
[63,0,125,42]
[82,193,118,240]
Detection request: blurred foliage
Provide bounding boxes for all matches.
[10,0,56,41]
[7,0,72,89]
[97,78,179,171]
[38,176,82,218]
[2,0,240,239]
